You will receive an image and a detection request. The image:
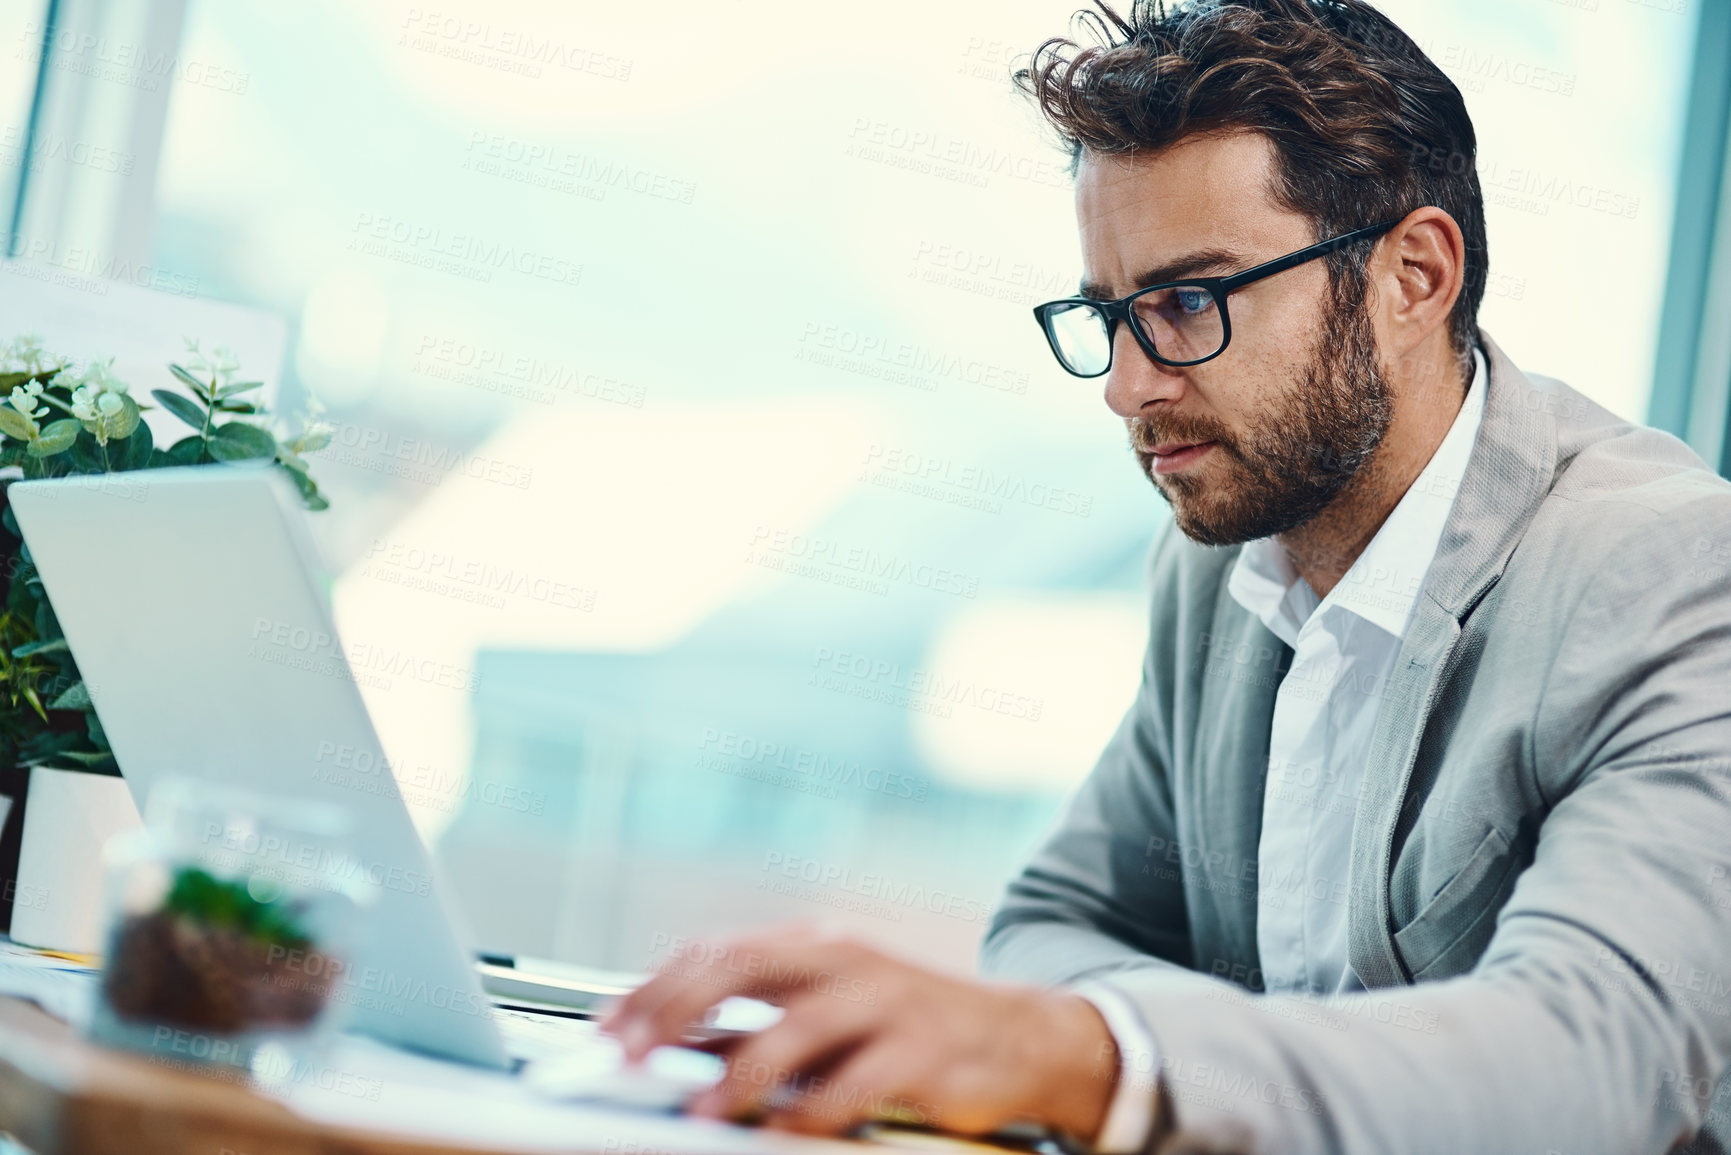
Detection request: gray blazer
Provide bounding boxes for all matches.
[981,334,1731,1155]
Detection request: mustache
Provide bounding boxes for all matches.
[1128,413,1236,458]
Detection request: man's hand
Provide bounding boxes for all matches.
[599,923,1120,1138]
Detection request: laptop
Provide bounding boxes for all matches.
[14,465,1039,1132]
[10,464,552,1069]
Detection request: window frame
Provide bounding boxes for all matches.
[1649,0,1731,477]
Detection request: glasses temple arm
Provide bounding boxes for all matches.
[1215,220,1402,293]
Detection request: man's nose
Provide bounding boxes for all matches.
[1103,324,1188,418]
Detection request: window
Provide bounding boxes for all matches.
[13,0,1707,972]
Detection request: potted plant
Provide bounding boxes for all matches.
[0,334,330,952]
[104,866,336,1030]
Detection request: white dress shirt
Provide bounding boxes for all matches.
[1078,348,1487,1147]
[1236,347,1485,995]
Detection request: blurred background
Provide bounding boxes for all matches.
[1,0,1725,975]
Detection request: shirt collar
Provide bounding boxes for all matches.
[1227,348,1489,646]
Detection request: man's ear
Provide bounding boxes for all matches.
[1374,206,1466,361]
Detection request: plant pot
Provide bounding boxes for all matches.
[11,766,140,953]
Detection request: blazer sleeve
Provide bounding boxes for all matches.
[1083,505,1731,1155]
[980,526,1197,987]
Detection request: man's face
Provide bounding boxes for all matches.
[1075,132,1392,545]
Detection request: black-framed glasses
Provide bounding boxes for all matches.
[1032,220,1401,377]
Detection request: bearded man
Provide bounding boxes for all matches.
[603,3,1731,1152]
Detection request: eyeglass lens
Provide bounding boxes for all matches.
[1045,285,1224,374]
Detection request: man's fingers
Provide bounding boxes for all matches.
[603,939,764,1056]
[764,1038,930,1136]
[688,994,874,1122]
[606,974,731,1059]
[606,935,873,1059]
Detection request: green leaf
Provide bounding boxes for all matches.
[113,419,153,470]
[65,434,105,474]
[207,421,276,462]
[214,401,259,414]
[162,435,206,466]
[162,866,311,945]
[101,393,142,442]
[168,364,212,401]
[32,598,59,642]
[28,419,80,456]
[150,389,208,431]
[20,684,48,722]
[295,429,331,454]
[86,710,108,749]
[38,748,116,770]
[21,733,120,773]
[277,460,327,510]
[0,407,33,440]
[0,367,59,392]
[0,443,26,468]
[14,726,114,775]
[18,731,84,758]
[11,638,68,657]
[49,680,91,710]
[215,380,263,400]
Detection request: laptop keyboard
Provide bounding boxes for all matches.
[492,1004,605,1063]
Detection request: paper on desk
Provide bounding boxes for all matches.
[0,944,99,1027]
[266,1031,870,1155]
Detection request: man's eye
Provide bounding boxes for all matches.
[1175,289,1213,315]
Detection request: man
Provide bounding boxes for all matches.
[603,1,1731,1151]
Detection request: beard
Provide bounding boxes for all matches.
[1130,274,1394,547]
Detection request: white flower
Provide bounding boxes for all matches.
[68,379,132,444]
[4,334,51,375]
[8,382,46,419]
[69,357,128,396]
[69,376,129,423]
[182,338,240,384]
[69,385,98,422]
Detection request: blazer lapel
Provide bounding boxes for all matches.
[1347,333,1560,988]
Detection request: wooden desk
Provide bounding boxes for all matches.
[0,994,906,1155]
[0,995,439,1155]
[0,997,1020,1155]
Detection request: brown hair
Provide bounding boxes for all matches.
[1018,0,1487,368]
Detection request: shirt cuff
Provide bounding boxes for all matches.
[1073,981,1161,1153]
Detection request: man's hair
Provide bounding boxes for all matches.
[1018,0,1487,368]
